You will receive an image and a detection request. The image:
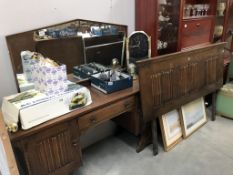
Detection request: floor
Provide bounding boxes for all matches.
[73,115,233,175]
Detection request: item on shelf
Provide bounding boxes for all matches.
[159,0,167,5]
[16,74,35,92]
[90,70,133,94]
[217,2,226,16]
[184,4,192,17]
[157,40,168,50]
[214,25,224,37]
[203,4,210,16]
[34,25,78,40]
[90,25,119,36]
[73,62,110,79]
[158,11,170,22]
[21,51,43,82]
[1,83,92,131]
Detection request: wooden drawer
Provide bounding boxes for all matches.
[78,96,135,132]
[181,18,213,49]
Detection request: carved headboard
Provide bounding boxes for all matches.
[137,43,226,122]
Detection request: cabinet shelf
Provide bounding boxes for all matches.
[183,15,214,20]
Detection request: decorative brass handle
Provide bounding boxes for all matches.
[124,101,131,108]
[89,116,97,124]
[72,140,79,147]
[196,23,200,27]
[73,142,78,147]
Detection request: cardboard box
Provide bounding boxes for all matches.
[90,71,132,94]
[2,84,92,130]
[17,74,35,92]
[32,64,68,95]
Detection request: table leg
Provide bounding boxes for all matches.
[212,91,217,121]
[152,119,158,155]
[136,122,151,153]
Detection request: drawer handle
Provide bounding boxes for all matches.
[72,140,79,147]
[196,23,200,27]
[89,117,97,124]
[184,24,188,28]
[124,101,131,108]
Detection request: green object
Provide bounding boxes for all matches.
[216,53,233,119]
[216,90,233,119]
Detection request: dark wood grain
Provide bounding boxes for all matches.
[135,0,158,56]
[181,17,214,49]
[137,43,225,122]
[8,80,140,175]
[14,120,82,175]
[9,80,139,141]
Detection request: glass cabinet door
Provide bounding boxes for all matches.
[157,0,180,55]
[224,0,233,52]
[214,0,228,42]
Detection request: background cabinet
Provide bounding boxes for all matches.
[136,0,218,56]
[179,0,216,49]
[213,0,233,64]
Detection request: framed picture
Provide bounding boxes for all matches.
[159,109,183,151]
[181,97,207,138]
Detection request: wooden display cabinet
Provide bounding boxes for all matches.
[179,0,216,50]
[158,0,180,55]
[136,0,180,56]
[136,0,218,55]
[213,0,233,63]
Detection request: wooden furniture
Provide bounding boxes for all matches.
[0,113,19,175]
[213,0,233,42]
[6,19,127,92]
[8,80,141,175]
[137,43,226,155]
[179,0,216,50]
[136,0,217,56]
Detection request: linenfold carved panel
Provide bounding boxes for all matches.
[19,121,81,175]
[137,43,225,122]
[37,130,74,174]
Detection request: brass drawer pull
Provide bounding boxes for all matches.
[124,101,131,108]
[196,23,200,27]
[72,140,79,147]
[89,117,97,124]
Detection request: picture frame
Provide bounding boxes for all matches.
[159,109,183,151]
[181,97,207,138]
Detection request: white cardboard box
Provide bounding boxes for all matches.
[2,84,92,130]
[17,74,35,92]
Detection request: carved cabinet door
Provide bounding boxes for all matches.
[21,120,82,175]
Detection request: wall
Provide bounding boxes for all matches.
[0,0,135,104]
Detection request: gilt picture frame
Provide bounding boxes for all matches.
[181,97,207,138]
[159,109,183,151]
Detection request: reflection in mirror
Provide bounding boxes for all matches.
[6,19,127,92]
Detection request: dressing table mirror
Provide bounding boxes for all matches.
[6,19,127,92]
